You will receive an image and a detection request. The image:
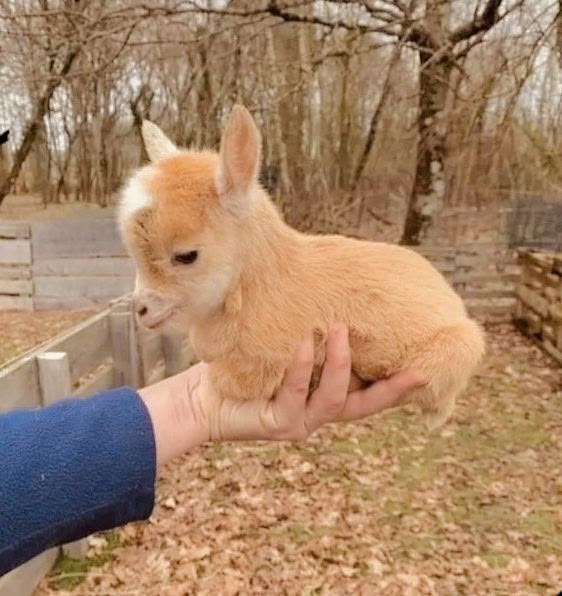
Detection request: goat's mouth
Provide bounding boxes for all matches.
[137,307,174,330]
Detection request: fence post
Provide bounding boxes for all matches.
[37,352,89,560]
[161,332,191,377]
[110,311,135,387]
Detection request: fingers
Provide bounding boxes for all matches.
[274,331,315,418]
[263,326,425,442]
[338,369,426,422]
[305,323,351,432]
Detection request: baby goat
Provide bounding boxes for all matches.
[119,106,485,428]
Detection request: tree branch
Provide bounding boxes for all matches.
[449,0,503,44]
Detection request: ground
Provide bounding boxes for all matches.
[0,310,98,366]
[26,324,560,596]
[0,194,115,221]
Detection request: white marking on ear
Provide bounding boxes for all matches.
[118,174,153,228]
[215,105,261,216]
[142,120,179,162]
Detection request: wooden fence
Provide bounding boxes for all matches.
[0,296,193,596]
[1,218,520,321]
[0,222,33,310]
[0,218,134,310]
[514,249,562,365]
[416,243,519,323]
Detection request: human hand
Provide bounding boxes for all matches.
[202,324,426,442]
[139,325,426,467]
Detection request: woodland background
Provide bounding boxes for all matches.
[1,2,562,592]
[0,0,561,245]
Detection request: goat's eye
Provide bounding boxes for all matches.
[173,251,198,265]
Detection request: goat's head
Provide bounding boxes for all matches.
[119,105,262,329]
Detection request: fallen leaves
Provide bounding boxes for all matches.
[0,309,98,366]
[36,323,561,595]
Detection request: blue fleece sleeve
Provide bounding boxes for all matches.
[0,387,156,575]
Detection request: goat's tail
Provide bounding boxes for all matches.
[406,319,486,429]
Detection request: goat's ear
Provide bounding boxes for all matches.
[141,120,178,162]
[216,105,261,213]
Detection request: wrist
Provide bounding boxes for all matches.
[138,364,211,467]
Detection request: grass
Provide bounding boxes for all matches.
[481,550,511,568]
[325,372,562,575]
[35,326,562,594]
[47,532,120,590]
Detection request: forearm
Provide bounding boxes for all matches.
[0,388,156,575]
[138,363,210,467]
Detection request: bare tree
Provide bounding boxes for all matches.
[0,0,559,247]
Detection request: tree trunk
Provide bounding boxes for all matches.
[401,55,452,245]
[265,29,294,198]
[558,0,562,65]
[350,44,401,194]
[401,0,453,246]
[0,143,8,186]
[0,47,79,204]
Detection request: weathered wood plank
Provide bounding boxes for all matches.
[468,307,514,323]
[0,239,31,265]
[0,221,31,239]
[136,327,164,386]
[452,272,519,285]
[430,262,456,274]
[556,324,562,349]
[144,360,166,386]
[541,340,562,365]
[0,279,33,296]
[462,288,515,299]
[37,352,72,405]
[464,296,516,322]
[110,312,137,386]
[0,548,58,596]
[0,356,41,412]
[414,248,456,259]
[528,251,555,267]
[33,296,110,310]
[515,304,542,335]
[517,285,550,318]
[549,302,562,322]
[161,332,193,377]
[542,324,555,343]
[0,264,32,280]
[0,295,33,310]
[6,310,112,383]
[43,312,111,383]
[455,253,514,268]
[75,361,114,397]
[33,257,135,277]
[109,293,133,312]
[34,276,133,299]
[31,218,126,258]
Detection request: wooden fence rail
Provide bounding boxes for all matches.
[514,249,562,365]
[0,296,193,596]
[416,243,519,322]
[0,221,33,310]
[1,218,520,321]
[0,218,135,310]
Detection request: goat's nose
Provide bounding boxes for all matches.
[135,300,148,318]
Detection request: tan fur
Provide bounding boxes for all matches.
[119,106,486,428]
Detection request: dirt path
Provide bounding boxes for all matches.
[37,325,561,595]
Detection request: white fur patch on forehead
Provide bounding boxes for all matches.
[118,170,153,227]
